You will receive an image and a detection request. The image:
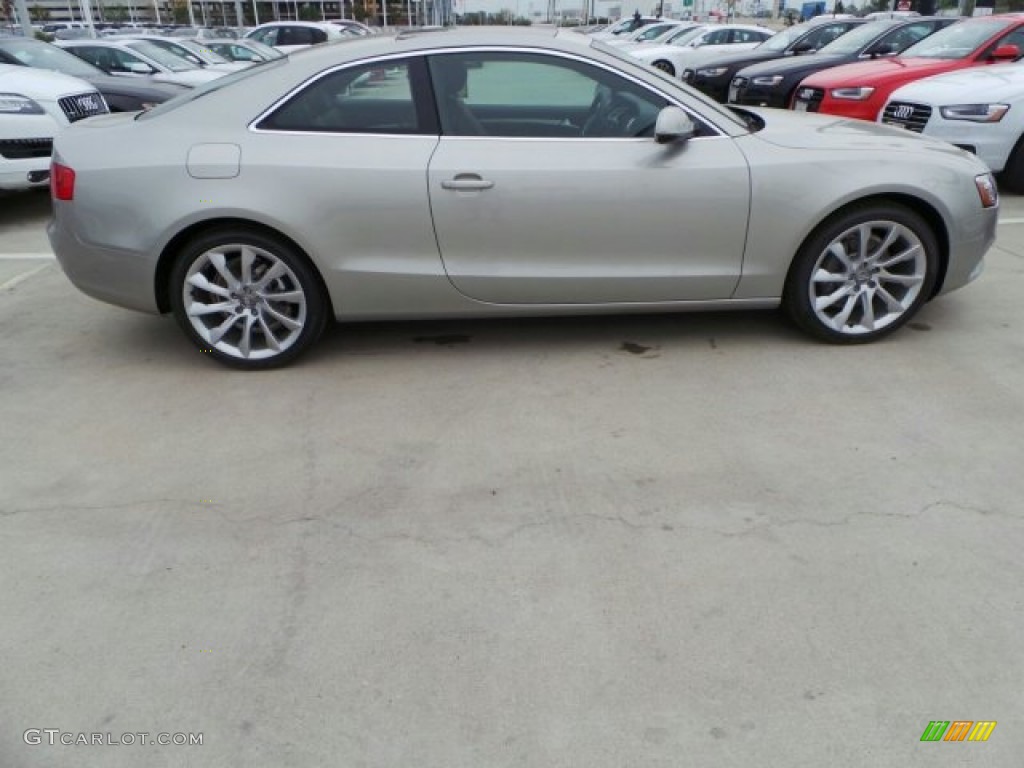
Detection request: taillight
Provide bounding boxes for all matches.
[51,161,75,201]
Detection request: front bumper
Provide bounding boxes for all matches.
[0,114,57,190]
[0,161,50,190]
[922,121,1013,175]
[940,203,997,296]
[728,78,788,108]
[682,69,730,102]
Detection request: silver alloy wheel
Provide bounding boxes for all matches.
[182,243,308,361]
[808,220,927,335]
[653,60,674,75]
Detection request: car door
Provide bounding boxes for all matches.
[425,51,750,305]
[250,56,442,297]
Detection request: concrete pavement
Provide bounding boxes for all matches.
[1,188,1022,767]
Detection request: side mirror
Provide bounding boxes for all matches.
[790,42,814,54]
[129,62,154,74]
[654,106,696,144]
[991,43,1019,61]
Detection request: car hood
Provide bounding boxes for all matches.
[738,105,971,157]
[800,56,963,87]
[888,62,1024,104]
[737,52,851,78]
[0,62,96,97]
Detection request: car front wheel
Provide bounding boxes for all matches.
[652,60,675,76]
[783,204,938,343]
[170,229,327,369]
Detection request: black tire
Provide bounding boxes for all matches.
[652,60,675,76]
[169,228,328,369]
[783,203,939,344]
[998,135,1024,194]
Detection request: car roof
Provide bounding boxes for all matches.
[249,21,348,30]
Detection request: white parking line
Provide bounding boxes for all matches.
[0,263,51,292]
[999,217,1024,224]
[0,252,55,260]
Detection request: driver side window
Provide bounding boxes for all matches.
[427,52,675,139]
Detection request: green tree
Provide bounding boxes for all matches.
[29,3,50,20]
[298,2,321,19]
[170,0,190,23]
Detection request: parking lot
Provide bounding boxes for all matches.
[2,186,1023,766]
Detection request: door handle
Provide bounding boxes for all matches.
[441,175,494,191]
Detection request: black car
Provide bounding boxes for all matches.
[728,17,959,108]
[681,17,867,103]
[0,36,189,111]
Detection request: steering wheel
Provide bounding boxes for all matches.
[582,84,614,137]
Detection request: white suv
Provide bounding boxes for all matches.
[880,64,1024,193]
[244,22,356,53]
[0,63,108,191]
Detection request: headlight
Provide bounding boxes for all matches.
[751,75,784,87]
[0,93,45,115]
[696,67,728,77]
[939,103,1010,123]
[975,173,998,208]
[830,86,875,100]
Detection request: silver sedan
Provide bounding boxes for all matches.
[49,28,998,369]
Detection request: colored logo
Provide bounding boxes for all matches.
[920,721,996,742]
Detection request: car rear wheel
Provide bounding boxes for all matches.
[170,229,327,369]
[783,204,938,343]
[652,60,675,76]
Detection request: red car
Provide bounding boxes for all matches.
[791,15,1024,120]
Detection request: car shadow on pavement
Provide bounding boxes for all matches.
[307,310,807,365]
[0,189,51,233]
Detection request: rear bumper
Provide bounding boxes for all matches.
[48,209,161,314]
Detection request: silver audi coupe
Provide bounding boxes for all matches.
[49,27,998,369]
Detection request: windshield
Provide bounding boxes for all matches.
[758,23,810,52]
[818,20,896,54]
[241,40,285,59]
[0,38,101,77]
[177,40,231,64]
[125,40,201,71]
[900,18,1012,58]
[633,23,677,42]
[668,26,707,47]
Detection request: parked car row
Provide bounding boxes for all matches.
[632,14,1024,189]
[627,23,777,77]
[1,18,376,190]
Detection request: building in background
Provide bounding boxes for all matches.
[3,0,452,26]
